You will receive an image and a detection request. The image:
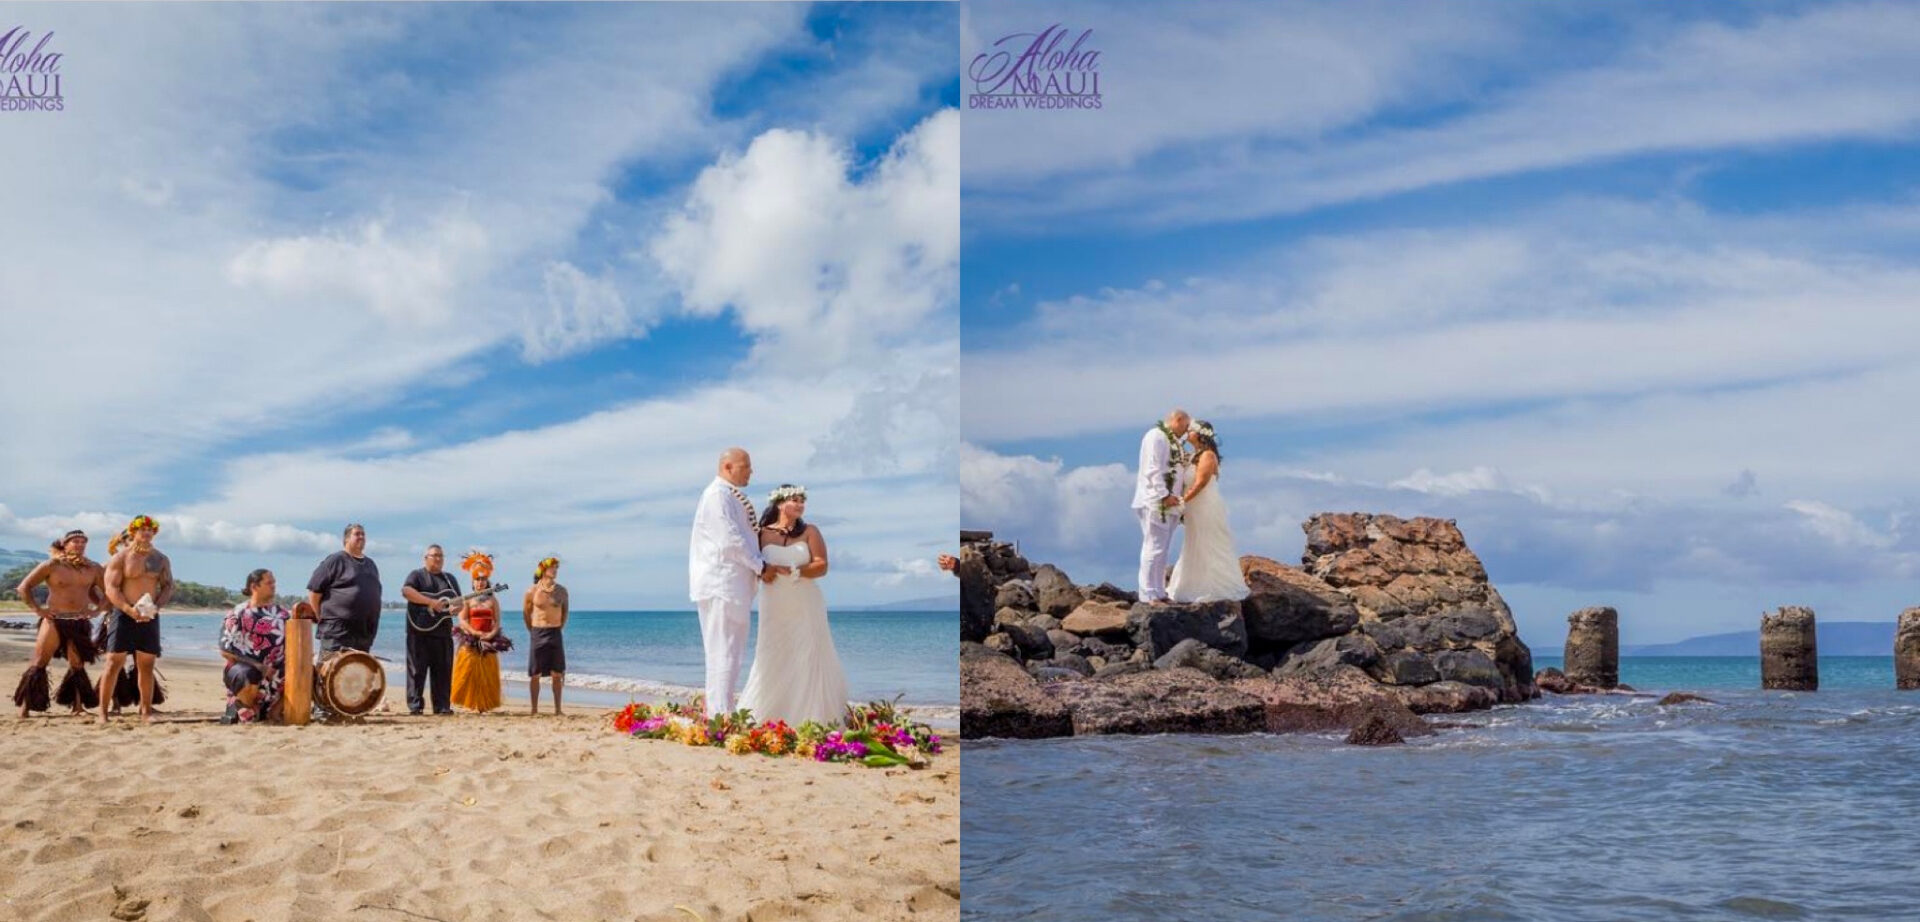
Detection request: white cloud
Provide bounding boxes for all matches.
[649,109,960,368]
[965,1,1920,232]
[227,215,491,325]
[0,504,340,556]
[960,445,1920,602]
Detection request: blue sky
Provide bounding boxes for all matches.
[959,0,1920,647]
[0,3,958,609]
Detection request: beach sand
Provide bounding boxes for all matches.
[0,632,959,922]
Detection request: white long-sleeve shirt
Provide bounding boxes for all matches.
[1131,428,1190,512]
[689,477,765,603]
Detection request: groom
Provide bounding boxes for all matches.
[1131,409,1193,603]
[689,447,785,717]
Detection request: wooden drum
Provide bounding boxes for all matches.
[316,650,385,718]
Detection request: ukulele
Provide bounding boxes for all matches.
[406,583,510,633]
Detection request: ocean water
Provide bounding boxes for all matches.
[142,609,957,720]
[962,657,1920,920]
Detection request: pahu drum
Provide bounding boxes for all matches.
[316,650,386,717]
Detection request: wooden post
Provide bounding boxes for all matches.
[283,603,314,725]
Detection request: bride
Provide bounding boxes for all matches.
[738,484,850,726]
[1167,421,1250,603]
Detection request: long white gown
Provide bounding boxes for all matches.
[738,542,850,726]
[1167,474,1251,603]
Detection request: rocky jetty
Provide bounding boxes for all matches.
[958,514,1539,742]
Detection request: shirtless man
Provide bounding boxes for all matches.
[12,530,107,717]
[100,515,174,724]
[523,557,569,716]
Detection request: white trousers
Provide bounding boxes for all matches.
[697,597,751,716]
[1138,507,1179,602]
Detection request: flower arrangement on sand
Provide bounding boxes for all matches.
[610,696,944,768]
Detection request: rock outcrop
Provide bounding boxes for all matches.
[958,514,1541,740]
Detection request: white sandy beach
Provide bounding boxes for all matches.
[0,632,959,922]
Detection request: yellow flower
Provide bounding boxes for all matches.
[725,734,753,755]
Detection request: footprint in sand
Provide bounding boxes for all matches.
[32,835,92,863]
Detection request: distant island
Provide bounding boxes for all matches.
[842,594,957,612]
[1542,621,1899,658]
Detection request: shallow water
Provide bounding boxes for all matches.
[961,658,1920,920]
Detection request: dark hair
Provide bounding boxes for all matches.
[758,485,808,534]
[244,568,273,594]
[1191,421,1221,462]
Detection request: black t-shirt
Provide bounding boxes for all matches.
[404,568,460,633]
[307,551,382,623]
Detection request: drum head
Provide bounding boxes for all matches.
[318,650,385,716]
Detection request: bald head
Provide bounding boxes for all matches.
[1165,409,1191,435]
[718,447,753,487]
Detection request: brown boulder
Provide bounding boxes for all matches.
[1345,714,1406,746]
[1061,599,1132,637]
[1054,667,1266,736]
[1229,666,1433,737]
[960,650,1072,739]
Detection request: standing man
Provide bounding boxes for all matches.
[688,447,785,717]
[523,556,569,716]
[306,523,383,653]
[1131,409,1193,603]
[100,515,173,724]
[13,530,106,717]
[400,544,459,715]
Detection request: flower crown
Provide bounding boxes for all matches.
[1192,423,1216,440]
[126,515,159,535]
[534,556,559,580]
[768,485,807,504]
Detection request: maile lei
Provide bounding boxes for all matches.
[1156,422,1190,522]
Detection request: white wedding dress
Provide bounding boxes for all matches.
[738,542,850,726]
[1167,474,1251,603]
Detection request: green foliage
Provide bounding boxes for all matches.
[1,562,35,602]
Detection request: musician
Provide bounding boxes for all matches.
[218,569,291,724]
[400,544,459,716]
[100,515,174,724]
[523,556,569,716]
[12,530,106,717]
[306,523,383,653]
[450,551,511,713]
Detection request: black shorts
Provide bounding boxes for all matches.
[527,627,566,676]
[317,616,376,653]
[105,613,162,657]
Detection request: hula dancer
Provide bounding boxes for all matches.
[12,530,106,717]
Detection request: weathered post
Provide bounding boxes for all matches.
[1563,606,1619,688]
[1759,606,1817,691]
[1894,607,1920,691]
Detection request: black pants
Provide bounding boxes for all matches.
[406,629,453,714]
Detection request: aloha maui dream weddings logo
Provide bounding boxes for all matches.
[968,24,1101,110]
[1,26,64,113]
